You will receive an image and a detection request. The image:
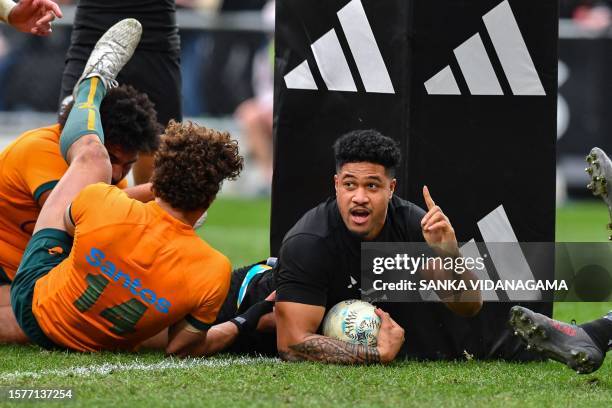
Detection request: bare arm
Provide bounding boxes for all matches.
[421,186,483,317]
[189,322,239,356]
[139,324,238,356]
[192,292,276,356]
[123,183,154,203]
[276,302,403,364]
[165,320,208,357]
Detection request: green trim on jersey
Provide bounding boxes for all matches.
[33,180,59,203]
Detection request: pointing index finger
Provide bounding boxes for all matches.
[423,185,435,210]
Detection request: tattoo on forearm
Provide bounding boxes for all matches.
[280,335,380,364]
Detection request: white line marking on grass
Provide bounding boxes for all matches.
[1,356,279,381]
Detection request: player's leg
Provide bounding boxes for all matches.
[509,306,609,374]
[0,306,28,344]
[34,19,142,234]
[586,147,612,239]
[35,134,110,233]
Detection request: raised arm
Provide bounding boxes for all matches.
[276,301,404,364]
[420,186,483,317]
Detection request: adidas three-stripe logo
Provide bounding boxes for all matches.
[425,1,545,96]
[283,0,394,94]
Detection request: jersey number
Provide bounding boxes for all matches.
[74,274,147,335]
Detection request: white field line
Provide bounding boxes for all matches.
[0,356,279,381]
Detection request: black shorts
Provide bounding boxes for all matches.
[11,229,72,350]
[60,45,182,126]
[216,261,277,356]
[216,261,275,323]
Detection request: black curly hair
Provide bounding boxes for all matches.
[58,85,161,153]
[333,129,401,177]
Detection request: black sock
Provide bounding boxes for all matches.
[580,311,612,352]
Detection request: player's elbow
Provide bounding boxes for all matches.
[72,137,110,166]
[277,333,311,362]
[277,345,301,362]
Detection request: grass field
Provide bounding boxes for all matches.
[0,198,610,407]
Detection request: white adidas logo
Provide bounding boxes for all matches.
[420,204,541,302]
[283,0,394,94]
[424,0,545,96]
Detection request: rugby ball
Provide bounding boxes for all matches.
[322,299,381,347]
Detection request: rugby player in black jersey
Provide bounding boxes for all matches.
[274,130,482,364]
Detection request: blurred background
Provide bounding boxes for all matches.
[1,1,611,200]
[0,0,610,257]
[0,0,276,196]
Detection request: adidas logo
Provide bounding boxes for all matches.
[424,0,545,96]
[420,204,541,302]
[283,0,394,94]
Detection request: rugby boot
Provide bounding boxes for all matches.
[585,147,612,240]
[73,18,142,95]
[509,306,604,374]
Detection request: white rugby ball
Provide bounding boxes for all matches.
[322,299,381,347]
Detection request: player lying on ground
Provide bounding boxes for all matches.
[0,85,160,300]
[141,261,278,356]
[508,147,612,374]
[0,257,277,356]
[0,256,278,357]
[147,131,488,360]
[0,0,61,36]
[273,130,483,364]
[0,19,243,355]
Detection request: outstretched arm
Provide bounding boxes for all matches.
[3,0,63,36]
[191,294,276,356]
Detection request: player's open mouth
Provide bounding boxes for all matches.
[349,208,370,225]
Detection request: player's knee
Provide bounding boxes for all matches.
[73,138,110,168]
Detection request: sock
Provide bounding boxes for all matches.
[59,77,107,160]
[580,311,612,352]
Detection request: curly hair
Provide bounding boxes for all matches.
[151,121,244,211]
[333,129,401,177]
[58,85,161,153]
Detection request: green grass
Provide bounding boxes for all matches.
[197,196,271,267]
[0,198,611,407]
[556,200,611,242]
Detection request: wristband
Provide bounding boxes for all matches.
[229,300,274,334]
[0,0,16,23]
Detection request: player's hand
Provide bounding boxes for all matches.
[420,185,460,258]
[375,308,404,363]
[8,0,63,37]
